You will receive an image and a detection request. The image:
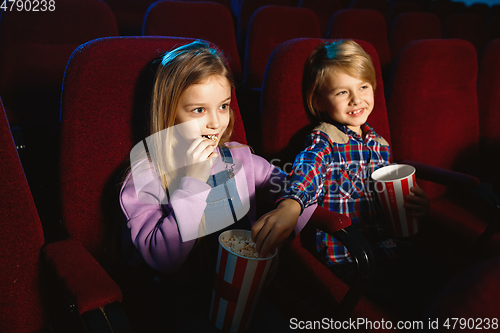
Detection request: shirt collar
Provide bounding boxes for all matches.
[330,121,377,140]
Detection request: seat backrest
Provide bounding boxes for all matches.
[297,0,342,37]
[442,13,486,52]
[260,38,390,166]
[387,0,424,24]
[143,0,241,82]
[236,0,291,50]
[244,5,321,91]
[389,12,441,59]
[349,0,388,20]
[0,98,46,332]
[60,36,247,259]
[386,39,479,199]
[326,9,391,71]
[477,38,500,189]
[0,0,119,109]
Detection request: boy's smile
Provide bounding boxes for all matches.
[314,70,374,136]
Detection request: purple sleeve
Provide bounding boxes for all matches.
[120,172,211,274]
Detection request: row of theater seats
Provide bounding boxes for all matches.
[1,1,499,332]
[1,34,499,332]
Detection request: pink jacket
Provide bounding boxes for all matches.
[120,142,316,274]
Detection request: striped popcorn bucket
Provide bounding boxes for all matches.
[209,229,276,333]
[372,164,419,237]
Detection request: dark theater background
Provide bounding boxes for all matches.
[1,0,500,332]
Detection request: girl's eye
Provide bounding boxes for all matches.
[336,90,347,95]
[220,103,229,110]
[193,107,204,114]
[361,85,370,90]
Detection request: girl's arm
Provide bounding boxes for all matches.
[120,171,211,274]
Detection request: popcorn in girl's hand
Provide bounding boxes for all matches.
[220,235,272,259]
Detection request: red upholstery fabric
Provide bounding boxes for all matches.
[385,39,500,255]
[0,99,46,333]
[387,0,423,24]
[477,39,500,191]
[326,9,391,71]
[442,13,486,52]
[349,0,388,20]
[0,0,118,125]
[243,5,321,90]
[386,39,479,199]
[42,238,122,314]
[261,38,390,161]
[235,0,291,50]
[59,36,247,331]
[297,0,342,37]
[389,12,441,59]
[0,98,123,331]
[143,0,242,82]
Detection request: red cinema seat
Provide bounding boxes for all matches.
[443,13,486,52]
[59,36,246,332]
[326,9,391,75]
[387,0,424,24]
[235,0,291,51]
[298,0,342,37]
[389,12,441,59]
[143,0,242,83]
[349,0,388,21]
[386,39,500,264]
[0,97,127,332]
[102,0,154,36]
[0,0,118,130]
[244,5,321,92]
[260,37,398,326]
[478,39,500,194]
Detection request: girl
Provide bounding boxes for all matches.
[119,40,312,331]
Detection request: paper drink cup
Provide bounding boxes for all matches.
[209,229,276,333]
[372,164,418,237]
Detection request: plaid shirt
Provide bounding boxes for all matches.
[282,122,391,265]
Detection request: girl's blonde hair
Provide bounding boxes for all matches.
[303,40,377,119]
[147,40,235,190]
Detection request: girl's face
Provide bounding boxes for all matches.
[315,69,374,135]
[174,75,231,142]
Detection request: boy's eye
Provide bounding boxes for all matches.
[336,91,347,95]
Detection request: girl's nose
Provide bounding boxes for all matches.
[206,110,220,129]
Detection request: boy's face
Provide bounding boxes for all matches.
[314,69,374,135]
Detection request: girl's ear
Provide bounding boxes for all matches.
[312,93,323,113]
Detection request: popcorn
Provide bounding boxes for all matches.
[220,235,271,259]
[202,134,218,142]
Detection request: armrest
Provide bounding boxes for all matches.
[399,160,480,189]
[42,238,122,314]
[300,206,373,317]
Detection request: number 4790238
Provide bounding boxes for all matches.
[1,0,55,12]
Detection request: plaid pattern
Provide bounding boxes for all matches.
[282,122,391,265]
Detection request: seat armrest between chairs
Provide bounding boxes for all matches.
[42,238,122,314]
[399,159,480,189]
[301,206,374,318]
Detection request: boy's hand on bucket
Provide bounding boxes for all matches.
[404,186,429,217]
[251,199,301,258]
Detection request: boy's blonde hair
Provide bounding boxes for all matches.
[148,40,235,190]
[303,40,377,119]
